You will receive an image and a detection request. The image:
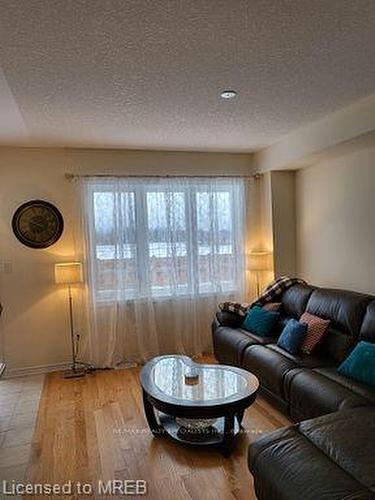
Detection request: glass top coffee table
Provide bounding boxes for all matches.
[140,355,259,456]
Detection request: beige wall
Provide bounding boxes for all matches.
[270,171,296,277]
[296,146,375,294]
[255,171,297,285]
[254,173,275,291]
[258,173,273,252]
[0,147,253,374]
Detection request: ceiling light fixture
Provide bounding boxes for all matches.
[220,90,237,99]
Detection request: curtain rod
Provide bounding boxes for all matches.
[65,173,262,180]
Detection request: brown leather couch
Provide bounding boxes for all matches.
[212,284,375,500]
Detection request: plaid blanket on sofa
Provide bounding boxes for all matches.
[254,275,306,307]
[218,276,306,317]
[217,301,250,317]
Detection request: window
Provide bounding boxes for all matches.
[85,177,246,300]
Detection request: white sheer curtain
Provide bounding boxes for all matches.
[80,176,250,367]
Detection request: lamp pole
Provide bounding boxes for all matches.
[64,283,86,379]
[255,271,260,298]
[68,284,76,372]
[55,262,87,379]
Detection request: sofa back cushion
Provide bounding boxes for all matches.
[306,288,371,337]
[281,284,315,318]
[359,300,375,343]
[316,327,356,364]
[305,288,372,364]
[268,284,315,338]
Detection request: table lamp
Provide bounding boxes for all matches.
[248,251,273,297]
[55,262,85,378]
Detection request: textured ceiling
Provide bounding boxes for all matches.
[1,0,375,152]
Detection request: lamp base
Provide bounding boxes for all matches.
[63,367,87,379]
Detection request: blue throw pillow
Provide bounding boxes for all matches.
[242,306,279,337]
[277,319,307,354]
[337,341,375,388]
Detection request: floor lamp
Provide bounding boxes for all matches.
[248,251,273,298]
[55,262,86,379]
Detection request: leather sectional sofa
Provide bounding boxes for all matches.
[212,284,375,500]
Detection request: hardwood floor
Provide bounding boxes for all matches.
[25,360,290,499]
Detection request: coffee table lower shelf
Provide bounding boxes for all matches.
[156,412,242,456]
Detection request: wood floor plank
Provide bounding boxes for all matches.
[25,358,291,499]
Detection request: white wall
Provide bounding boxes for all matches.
[296,146,375,294]
[0,147,253,374]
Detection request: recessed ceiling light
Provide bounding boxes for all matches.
[220,90,237,99]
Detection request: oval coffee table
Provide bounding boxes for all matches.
[140,355,259,456]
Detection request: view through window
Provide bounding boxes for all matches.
[87,178,246,300]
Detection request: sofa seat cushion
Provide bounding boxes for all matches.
[242,344,334,400]
[242,345,295,398]
[237,329,276,345]
[248,408,375,500]
[314,367,375,405]
[212,325,274,366]
[284,368,373,421]
[298,408,375,492]
[267,344,333,368]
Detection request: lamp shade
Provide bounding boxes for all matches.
[248,251,273,272]
[55,262,83,284]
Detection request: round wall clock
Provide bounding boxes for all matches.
[12,200,64,249]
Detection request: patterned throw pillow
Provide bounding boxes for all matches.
[300,312,330,354]
[218,302,249,317]
[263,302,282,312]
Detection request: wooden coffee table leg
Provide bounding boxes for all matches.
[222,414,235,457]
[142,389,164,437]
[236,409,245,428]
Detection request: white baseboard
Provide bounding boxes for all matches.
[3,362,71,379]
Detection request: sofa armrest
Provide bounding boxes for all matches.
[216,311,244,328]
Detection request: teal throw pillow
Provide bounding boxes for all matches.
[337,341,375,388]
[242,306,279,337]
